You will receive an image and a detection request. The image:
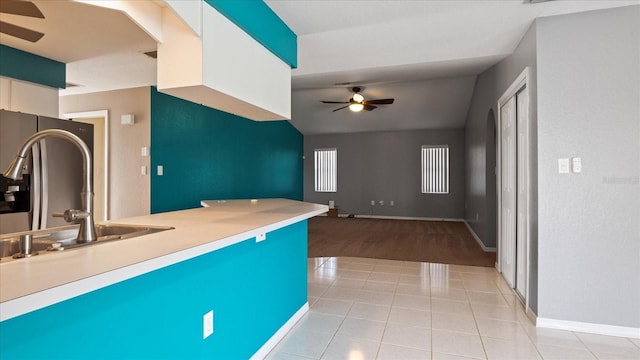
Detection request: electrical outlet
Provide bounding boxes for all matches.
[370,200,375,206]
[390,201,394,207]
[379,200,384,206]
[203,310,214,339]
[157,165,164,176]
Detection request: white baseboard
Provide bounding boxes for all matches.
[355,215,464,222]
[537,317,640,339]
[316,213,465,222]
[513,294,538,326]
[250,302,309,359]
[518,302,538,328]
[463,221,497,252]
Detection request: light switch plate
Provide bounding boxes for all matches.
[572,157,582,173]
[157,165,163,176]
[558,158,570,174]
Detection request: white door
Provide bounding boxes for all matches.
[515,86,529,299]
[500,96,516,288]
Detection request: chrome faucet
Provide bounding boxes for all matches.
[3,129,97,243]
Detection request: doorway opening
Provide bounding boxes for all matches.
[62,110,109,222]
[497,68,531,306]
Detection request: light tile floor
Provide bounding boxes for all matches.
[267,257,640,360]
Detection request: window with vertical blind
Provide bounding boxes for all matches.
[314,148,337,192]
[421,145,449,194]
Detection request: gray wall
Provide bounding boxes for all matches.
[485,110,497,250]
[304,129,465,219]
[464,23,538,248]
[464,22,538,306]
[536,6,640,328]
[464,5,640,329]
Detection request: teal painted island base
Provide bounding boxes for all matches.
[0,221,308,359]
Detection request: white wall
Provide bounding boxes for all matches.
[59,87,151,220]
[536,6,640,330]
[0,76,59,117]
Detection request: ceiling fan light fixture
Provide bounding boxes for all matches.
[321,86,394,113]
[349,103,364,112]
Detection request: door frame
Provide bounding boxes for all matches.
[496,67,531,305]
[62,110,109,221]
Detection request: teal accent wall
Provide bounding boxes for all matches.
[0,44,65,88]
[150,87,303,214]
[0,221,308,359]
[204,0,297,68]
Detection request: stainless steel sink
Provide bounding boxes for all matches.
[0,224,174,260]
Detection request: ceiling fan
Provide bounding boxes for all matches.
[0,0,45,43]
[321,87,394,113]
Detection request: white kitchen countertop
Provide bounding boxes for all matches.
[0,199,327,321]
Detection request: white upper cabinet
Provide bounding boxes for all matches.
[0,77,59,118]
[157,2,292,121]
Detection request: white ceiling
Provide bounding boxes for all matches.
[0,0,157,95]
[267,0,639,83]
[265,0,639,134]
[1,0,638,133]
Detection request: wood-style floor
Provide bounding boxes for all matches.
[308,217,496,267]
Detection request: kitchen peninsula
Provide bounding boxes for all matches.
[0,199,327,359]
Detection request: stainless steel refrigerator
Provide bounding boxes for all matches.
[0,110,93,234]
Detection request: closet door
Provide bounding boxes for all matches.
[515,86,529,299]
[500,96,516,288]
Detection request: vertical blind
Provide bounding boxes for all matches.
[314,148,337,192]
[421,145,449,194]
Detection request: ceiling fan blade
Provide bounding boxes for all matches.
[364,105,377,111]
[0,21,44,42]
[364,99,394,105]
[0,0,44,18]
[332,105,350,112]
[321,101,349,104]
